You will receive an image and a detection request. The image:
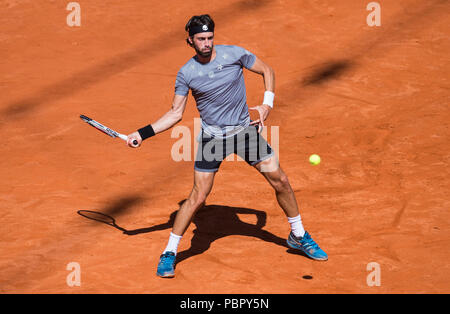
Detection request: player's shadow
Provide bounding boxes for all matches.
[173,202,288,265]
[79,200,290,264]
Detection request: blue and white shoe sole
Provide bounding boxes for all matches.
[157,271,175,278]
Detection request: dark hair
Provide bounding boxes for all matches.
[185,14,215,46]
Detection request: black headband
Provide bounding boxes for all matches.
[189,24,214,36]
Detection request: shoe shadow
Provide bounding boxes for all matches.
[286,248,311,259]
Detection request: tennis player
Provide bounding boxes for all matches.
[127,14,327,278]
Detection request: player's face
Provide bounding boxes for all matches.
[191,32,214,57]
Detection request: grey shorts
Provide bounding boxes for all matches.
[194,125,274,172]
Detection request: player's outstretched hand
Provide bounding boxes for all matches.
[127,131,142,148]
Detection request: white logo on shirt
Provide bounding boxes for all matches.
[217,64,223,71]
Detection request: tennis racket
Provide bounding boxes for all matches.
[80,114,138,146]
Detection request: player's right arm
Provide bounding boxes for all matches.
[127,94,188,147]
[150,94,188,134]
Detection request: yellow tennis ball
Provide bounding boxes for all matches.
[309,154,321,165]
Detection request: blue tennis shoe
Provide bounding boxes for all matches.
[156,251,176,278]
[287,231,328,261]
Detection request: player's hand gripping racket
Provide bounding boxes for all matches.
[80,115,139,147]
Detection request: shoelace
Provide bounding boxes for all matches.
[300,235,320,251]
[159,253,175,265]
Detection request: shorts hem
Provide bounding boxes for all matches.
[250,152,275,166]
[194,166,219,173]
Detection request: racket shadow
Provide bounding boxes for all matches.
[77,210,172,235]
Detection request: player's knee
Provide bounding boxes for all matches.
[274,173,291,193]
[195,193,208,206]
[189,189,208,208]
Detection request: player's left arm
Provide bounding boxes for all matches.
[247,56,275,130]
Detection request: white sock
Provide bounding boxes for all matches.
[163,232,182,255]
[288,215,305,238]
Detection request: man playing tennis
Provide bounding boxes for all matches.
[127,14,327,278]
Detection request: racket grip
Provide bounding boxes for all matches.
[118,134,138,147]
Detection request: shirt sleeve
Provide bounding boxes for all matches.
[233,46,256,69]
[174,70,189,96]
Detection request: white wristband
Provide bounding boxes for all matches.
[263,91,274,108]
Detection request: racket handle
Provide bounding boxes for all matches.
[118,134,138,147]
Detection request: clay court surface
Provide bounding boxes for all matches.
[1,0,449,294]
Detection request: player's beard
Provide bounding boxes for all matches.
[194,42,214,58]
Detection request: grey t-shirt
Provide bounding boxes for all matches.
[175,45,256,138]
